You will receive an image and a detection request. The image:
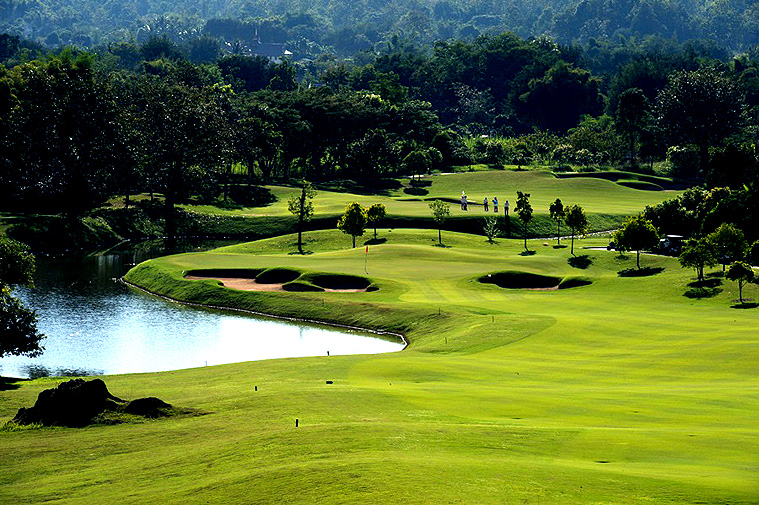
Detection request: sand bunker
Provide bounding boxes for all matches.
[185,269,374,293]
[479,271,592,290]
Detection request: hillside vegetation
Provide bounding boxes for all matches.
[2,0,758,52]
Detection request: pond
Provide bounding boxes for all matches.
[0,240,404,379]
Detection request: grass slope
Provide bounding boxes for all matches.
[184,170,680,218]
[2,230,757,504]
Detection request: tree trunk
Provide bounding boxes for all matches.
[352,235,356,248]
[165,194,176,247]
[636,250,641,269]
[630,133,635,164]
[297,212,304,254]
[571,233,575,256]
[438,227,442,245]
[557,222,561,246]
[374,226,377,239]
[699,142,709,179]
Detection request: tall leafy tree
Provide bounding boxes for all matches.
[613,215,659,269]
[287,181,316,254]
[515,191,533,251]
[3,52,123,214]
[656,68,748,178]
[0,237,44,358]
[616,87,650,164]
[726,261,754,304]
[429,199,450,245]
[136,77,232,240]
[707,223,747,272]
[519,61,604,133]
[564,204,588,256]
[337,202,367,248]
[549,198,565,246]
[678,238,717,281]
[366,203,387,240]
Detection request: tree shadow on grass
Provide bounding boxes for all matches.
[684,287,722,299]
[568,254,593,269]
[519,250,536,256]
[731,300,758,309]
[0,377,27,391]
[364,238,387,246]
[288,250,314,255]
[618,266,664,277]
[687,278,723,288]
[433,243,452,248]
[403,187,429,196]
[553,244,568,249]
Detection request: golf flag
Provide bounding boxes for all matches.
[365,245,368,254]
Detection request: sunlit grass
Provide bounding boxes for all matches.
[2,228,756,504]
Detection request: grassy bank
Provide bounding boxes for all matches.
[2,228,757,504]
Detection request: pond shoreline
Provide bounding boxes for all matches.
[120,278,409,350]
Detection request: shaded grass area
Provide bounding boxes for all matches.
[2,230,758,504]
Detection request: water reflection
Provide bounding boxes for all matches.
[1,240,403,378]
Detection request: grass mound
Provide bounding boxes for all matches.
[480,271,593,290]
[282,280,324,292]
[184,268,263,279]
[255,267,301,284]
[479,271,562,289]
[616,179,663,191]
[558,276,593,289]
[304,273,372,290]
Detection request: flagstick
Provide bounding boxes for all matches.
[364,245,368,274]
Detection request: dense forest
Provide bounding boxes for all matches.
[2,27,758,212]
[1,0,759,247]
[1,0,758,54]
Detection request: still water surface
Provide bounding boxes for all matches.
[0,241,403,379]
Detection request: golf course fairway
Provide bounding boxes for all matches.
[2,229,758,504]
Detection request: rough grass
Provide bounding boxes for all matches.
[2,229,758,504]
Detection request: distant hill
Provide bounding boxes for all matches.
[1,0,757,52]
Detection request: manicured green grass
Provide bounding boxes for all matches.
[182,170,681,219]
[2,229,758,504]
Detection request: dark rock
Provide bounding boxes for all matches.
[12,378,124,427]
[123,397,173,418]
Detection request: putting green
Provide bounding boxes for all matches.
[2,229,757,504]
